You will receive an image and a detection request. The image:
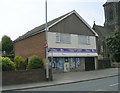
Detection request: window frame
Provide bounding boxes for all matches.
[55,33,71,44]
[56,33,60,43]
[78,35,90,45]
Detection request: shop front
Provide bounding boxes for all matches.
[50,57,81,72]
[48,48,98,72]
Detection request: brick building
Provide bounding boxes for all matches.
[14,10,98,72]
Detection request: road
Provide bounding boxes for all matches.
[20,75,119,91]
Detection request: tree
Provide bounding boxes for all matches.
[2,35,13,55]
[106,31,120,62]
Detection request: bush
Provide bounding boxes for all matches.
[7,53,14,62]
[2,57,16,71]
[14,56,27,70]
[27,55,43,70]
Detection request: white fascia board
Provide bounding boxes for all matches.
[48,52,98,57]
[47,11,75,29]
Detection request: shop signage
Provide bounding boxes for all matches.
[50,48,96,53]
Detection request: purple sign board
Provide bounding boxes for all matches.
[50,48,96,53]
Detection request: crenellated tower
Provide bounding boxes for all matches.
[103,1,120,31]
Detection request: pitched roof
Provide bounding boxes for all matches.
[14,10,97,42]
[93,24,112,40]
[14,11,70,42]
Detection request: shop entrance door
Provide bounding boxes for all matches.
[85,57,95,71]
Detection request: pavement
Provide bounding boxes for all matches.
[2,68,119,91]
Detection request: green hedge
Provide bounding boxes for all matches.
[2,57,16,71]
[14,56,27,70]
[1,55,44,71]
[27,55,43,70]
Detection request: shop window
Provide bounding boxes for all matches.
[52,57,64,70]
[65,58,68,62]
[70,58,80,69]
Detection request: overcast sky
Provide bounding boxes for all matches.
[0,0,107,41]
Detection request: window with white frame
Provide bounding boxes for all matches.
[78,35,90,45]
[56,33,60,42]
[56,33,71,44]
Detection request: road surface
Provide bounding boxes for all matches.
[20,75,119,91]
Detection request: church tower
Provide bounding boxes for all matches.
[103,1,120,31]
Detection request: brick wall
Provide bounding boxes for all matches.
[2,69,53,86]
[14,32,46,59]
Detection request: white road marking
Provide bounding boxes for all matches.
[109,83,119,87]
[96,83,119,91]
[96,89,105,91]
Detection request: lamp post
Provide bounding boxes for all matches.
[45,0,49,80]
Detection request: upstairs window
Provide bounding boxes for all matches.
[60,33,71,44]
[56,33,71,44]
[56,33,60,42]
[78,35,90,45]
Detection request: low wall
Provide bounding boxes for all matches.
[2,69,52,86]
[98,59,111,69]
[111,62,120,68]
